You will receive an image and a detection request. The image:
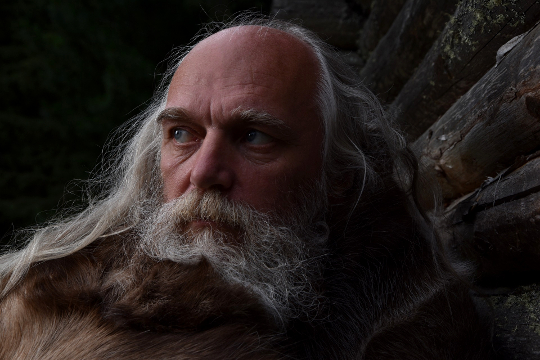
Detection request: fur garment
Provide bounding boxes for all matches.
[0,236,284,359]
[0,186,495,359]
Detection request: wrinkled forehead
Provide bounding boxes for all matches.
[168,25,321,106]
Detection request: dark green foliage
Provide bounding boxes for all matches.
[0,0,271,243]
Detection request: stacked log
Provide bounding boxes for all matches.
[411,12,540,359]
[359,0,459,102]
[394,0,540,140]
[475,284,540,359]
[412,22,540,202]
[447,153,540,286]
[271,0,365,50]
[356,0,406,62]
[273,0,540,357]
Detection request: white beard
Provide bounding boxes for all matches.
[136,186,329,328]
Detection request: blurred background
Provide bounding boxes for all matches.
[0,0,271,243]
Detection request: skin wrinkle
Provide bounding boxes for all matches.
[161,26,324,214]
[159,107,293,138]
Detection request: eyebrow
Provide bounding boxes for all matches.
[231,107,291,132]
[156,107,291,132]
[156,107,191,123]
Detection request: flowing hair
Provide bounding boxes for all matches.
[0,13,423,297]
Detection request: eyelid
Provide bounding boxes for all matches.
[165,126,200,148]
[244,129,274,146]
[161,118,199,137]
[161,116,203,134]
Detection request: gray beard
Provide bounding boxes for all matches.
[136,186,329,328]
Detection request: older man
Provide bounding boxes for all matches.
[0,18,493,359]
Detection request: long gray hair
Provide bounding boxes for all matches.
[0,13,416,297]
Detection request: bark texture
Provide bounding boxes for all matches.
[272,0,365,50]
[413,22,540,202]
[357,0,407,62]
[359,0,459,102]
[474,284,540,360]
[393,0,540,140]
[446,154,540,286]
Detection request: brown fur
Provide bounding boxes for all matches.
[0,189,495,360]
[0,237,286,359]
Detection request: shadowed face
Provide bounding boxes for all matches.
[159,26,324,229]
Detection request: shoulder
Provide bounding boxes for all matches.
[362,281,495,359]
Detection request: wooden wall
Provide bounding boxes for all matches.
[272,0,540,357]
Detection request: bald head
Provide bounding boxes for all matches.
[167,25,321,124]
[184,25,319,68]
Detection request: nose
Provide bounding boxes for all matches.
[189,131,234,191]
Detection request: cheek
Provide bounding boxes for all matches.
[229,164,280,209]
[235,161,321,213]
[160,151,190,201]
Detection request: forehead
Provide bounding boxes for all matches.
[165,26,321,126]
[177,25,319,80]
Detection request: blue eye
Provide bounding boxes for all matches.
[245,130,272,145]
[173,129,194,143]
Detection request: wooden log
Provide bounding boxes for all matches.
[412,22,540,202]
[445,154,540,286]
[271,0,365,50]
[393,0,540,140]
[474,284,540,360]
[359,0,458,103]
[357,0,407,63]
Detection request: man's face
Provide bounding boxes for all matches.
[159,26,324,229]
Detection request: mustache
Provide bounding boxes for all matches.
[157,190,265,232]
